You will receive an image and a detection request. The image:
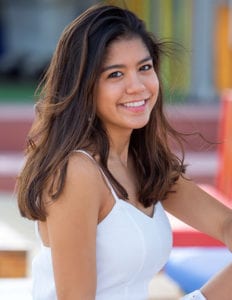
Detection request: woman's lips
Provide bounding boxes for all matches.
[120,99,148,112]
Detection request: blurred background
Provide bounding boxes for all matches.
[0,0,232,101]
[0,0,232,299]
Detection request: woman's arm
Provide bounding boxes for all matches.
[164,177,232,299]
[180,264,232,299]
[163,176,232,250]
[200,263,232,299]
[45,153,105,300]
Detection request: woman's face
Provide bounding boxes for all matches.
[95,36,159,136]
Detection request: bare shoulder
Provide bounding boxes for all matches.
[66,151,102,184]
[45,151,105,225]
[43,151,104,298]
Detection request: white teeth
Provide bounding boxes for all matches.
[123,100,145,107]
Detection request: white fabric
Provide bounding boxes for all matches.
[181,290,207,300]
[32,150,172,300]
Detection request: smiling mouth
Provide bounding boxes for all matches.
[122,99,147,108]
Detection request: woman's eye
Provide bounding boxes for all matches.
[108,71,122,78]
[140,64,153,71]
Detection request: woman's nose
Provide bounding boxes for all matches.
[125,73,146,94]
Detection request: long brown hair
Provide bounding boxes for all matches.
[17,4,185,221]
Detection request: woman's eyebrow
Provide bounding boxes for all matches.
[101,56,152,73]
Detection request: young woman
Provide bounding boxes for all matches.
[17,4,232,300]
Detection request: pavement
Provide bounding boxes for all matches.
[0,192,184,300]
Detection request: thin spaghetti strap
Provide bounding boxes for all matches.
[73,149,95,161]
[72,149,119,202]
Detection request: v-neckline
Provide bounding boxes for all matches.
[73,150,156,220]
[118,199,156,219]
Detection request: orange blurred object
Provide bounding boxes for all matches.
[215,6,232,89]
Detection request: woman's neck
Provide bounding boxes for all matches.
[107,129,132,167]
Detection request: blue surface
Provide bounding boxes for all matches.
[165,247,232,293]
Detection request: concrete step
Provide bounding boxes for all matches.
[0,222,30,278]
[184,151,219,185]
[0,151,219,192]
[0,193,39,280]
[0,103,221,191]
[165,104,220,152]
[0,104,220,152]
[0,152,24,191]
[0,192,34,278]
[0,223,31,278]
[0,104,33,152]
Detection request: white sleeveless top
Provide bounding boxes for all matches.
[32,150,172,300]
